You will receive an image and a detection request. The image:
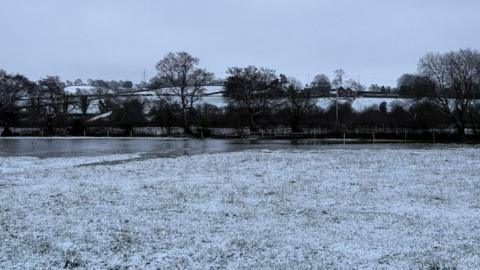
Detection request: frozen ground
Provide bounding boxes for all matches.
[1,148,480,269]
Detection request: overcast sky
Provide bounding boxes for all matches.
[1,0,479,86]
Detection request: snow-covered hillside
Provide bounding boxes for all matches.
[316,97,411,112]
[63,85,411,115]
[64,86,97,95]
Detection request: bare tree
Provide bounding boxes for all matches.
[96,88,118,114]
[37,76,66,115]
[418,49,480,137]
[397,73,435,98]
[345,78,366,91]
[154,52,214,134]
[281,76,317,132]
[75,88,92,115]
[74,79,84,86]
[111,98,146,133]
[332,69,345,89]
[36,76,67,133]
[0,70,33,125]
[152,93,182,135]
[79,96,91,115]
[223,66,280,131]
[332,69,346,127]
[310,74,331,95]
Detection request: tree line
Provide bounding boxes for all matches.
[1,49,480,139]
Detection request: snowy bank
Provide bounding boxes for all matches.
[1,149,479,269]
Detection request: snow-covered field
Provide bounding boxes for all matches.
[1,148,480,269]
[315,97,411,112]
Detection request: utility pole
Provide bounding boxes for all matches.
[336,86,339,128]
[143,69,146,82]
[333,69,344,130]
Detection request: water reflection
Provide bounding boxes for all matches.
[0,137,471,158]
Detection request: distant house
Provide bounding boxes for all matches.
[337,87,357,97]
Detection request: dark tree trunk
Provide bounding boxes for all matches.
[182,108,191,135]
[249,113,258,132]
[452,118,466,140]
[290,114,301,133]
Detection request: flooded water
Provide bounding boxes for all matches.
[0,137,470,158]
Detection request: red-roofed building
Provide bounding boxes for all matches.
[337,87,357,97]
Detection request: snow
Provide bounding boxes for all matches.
[352,97,410,112]
[62,85,412,113]
[64,86,97,95]
[199,94,225,107]
[196,96,412,111]
[86,111,112,122]
[315,97,411,112]
[1,148,479,269]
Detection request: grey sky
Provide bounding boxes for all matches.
[1,0,479,87]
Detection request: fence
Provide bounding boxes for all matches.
[1,126,477,142]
